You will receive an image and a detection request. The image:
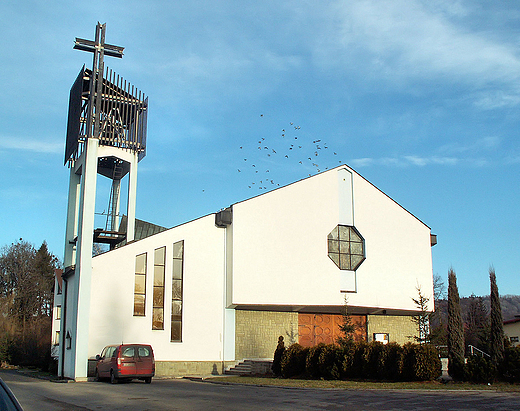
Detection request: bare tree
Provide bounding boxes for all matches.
[0,239,59,369]
[433,273,446,301]
[465,294,488,352]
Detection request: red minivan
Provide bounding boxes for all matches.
[95,344,155,384]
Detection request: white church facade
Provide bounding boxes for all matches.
[54,164,436,379]
[54,23,435,381]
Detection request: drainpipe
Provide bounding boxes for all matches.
[59,266,73,379]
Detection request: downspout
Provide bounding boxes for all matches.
[60,266,73,379]
[215,207,232,374]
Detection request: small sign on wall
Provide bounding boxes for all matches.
[373,333,389,344]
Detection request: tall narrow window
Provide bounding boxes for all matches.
[171,240,184,342]
[153,246,166,330]
[134,253,147,316]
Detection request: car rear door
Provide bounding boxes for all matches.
[118,346,137,376]
[136,345,154,376]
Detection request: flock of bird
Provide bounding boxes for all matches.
[237,118,344,191]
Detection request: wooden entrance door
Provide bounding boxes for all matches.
[298,313,366,347]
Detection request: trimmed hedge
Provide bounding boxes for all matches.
[278,341,441,382]
[280,343,309,378]
[306,343,326,378]
[276,338,519,384]
[501,346,520,383]
[318,344,343,380]
[466,355,495,383]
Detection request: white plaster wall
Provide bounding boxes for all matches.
[232,169,347,306]
[88,214,227,362]
[349,171,434,311]
[231,166,434,312]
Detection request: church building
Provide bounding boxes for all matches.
[53,23,436,381]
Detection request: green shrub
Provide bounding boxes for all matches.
[318,344,343,380]
[342,341,367,379]
[415,344,442,381]
[363,342,387,380]
[402,343,441,381]
[272,336,286,376]
[448,355,466,381]
[281,343,309,378]
[466,355,495,383]
[306,343,326,378]
[382,343,403,381]
[501,346,520,383]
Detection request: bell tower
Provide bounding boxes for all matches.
[60,23,148,380]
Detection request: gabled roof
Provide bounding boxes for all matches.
[230,164,431,229]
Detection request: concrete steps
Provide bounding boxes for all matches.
[225,359,272,376]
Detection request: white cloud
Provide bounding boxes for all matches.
[0,137,63,154]
[473,91,520,110]
[349,157,374,168]
[314,0,520,94]
[438,136,501,155]
[350,155,459,168]
[404,155,458,166]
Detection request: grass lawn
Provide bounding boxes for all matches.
[207,376,520,392]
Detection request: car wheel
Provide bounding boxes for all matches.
[110,370,118,384]
[94,369,100,382]
[144,377,152,384]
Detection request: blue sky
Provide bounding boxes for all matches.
[1,1,519,298]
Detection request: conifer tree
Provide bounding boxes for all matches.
[411,284,430,344]
[447,269,465,379]
[489,268,505,367]
[337,297,356,346]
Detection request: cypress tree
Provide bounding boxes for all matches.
[489,268,505,367]
[447,269,465,380]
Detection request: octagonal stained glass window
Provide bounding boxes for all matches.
[328,225,365,271]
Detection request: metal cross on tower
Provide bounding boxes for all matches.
[74,22,124,140]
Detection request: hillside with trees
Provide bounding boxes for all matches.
[434,295,520,323]
[0,239,59,370]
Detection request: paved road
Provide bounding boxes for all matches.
[1,370,519,411]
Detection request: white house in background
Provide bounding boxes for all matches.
[504,316,520,347]
[53,164,436,379]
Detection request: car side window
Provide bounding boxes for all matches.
[109,347,117,358]
[138,347,150,357]
[100,347,107,358]
[122,347,135,357]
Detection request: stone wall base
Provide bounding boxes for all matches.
[366,314,415,345]
[155,360,237,377]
